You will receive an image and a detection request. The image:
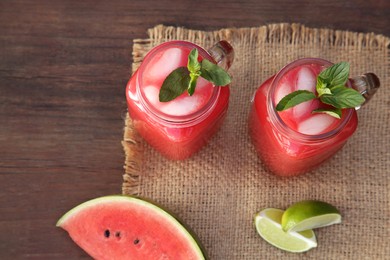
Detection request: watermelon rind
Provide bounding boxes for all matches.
[56,195,207,259]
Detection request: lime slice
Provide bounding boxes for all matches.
[254,208,317,253]
[281,200,341,232]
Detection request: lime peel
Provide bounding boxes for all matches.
[281,200,342,232]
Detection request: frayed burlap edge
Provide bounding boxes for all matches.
[122,23,390,196]
[147,23,390,49]
[121,114,142,195]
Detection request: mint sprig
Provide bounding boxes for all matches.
[275,62,365,119]
[159,48,231,102]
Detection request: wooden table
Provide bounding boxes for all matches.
[1,0,389,258]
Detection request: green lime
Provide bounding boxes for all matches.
[281,200,341,232]
[254,208,317,253]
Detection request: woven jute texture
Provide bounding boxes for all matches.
[122,24,390,259]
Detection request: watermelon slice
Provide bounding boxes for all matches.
[56,195,207,259]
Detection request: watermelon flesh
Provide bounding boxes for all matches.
[57,196,206,260]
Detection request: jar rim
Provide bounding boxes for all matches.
[268,57,354,142]
[136,41,221,126]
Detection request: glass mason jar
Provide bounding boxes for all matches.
[249,58,379,176]
[126,40,234,160]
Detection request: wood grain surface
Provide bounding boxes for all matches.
[0,0,389,259]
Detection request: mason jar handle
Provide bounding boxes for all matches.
[208,40,234,70]
[350,73,380,109]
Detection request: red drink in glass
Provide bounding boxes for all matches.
[249,58,361,176]
[126,41,233,160]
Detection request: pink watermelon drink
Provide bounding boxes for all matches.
[249,58,378,176]
[126,41,233,160]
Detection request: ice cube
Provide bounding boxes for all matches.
[275,82,293,104]
[143,85,160,105]
[293,101,313,119]
[295,67,316,92]
[291,67,317,119]
[196,77,211,90]
[298,114,337,135]
[144,47,184,81]
[160,95,201,116]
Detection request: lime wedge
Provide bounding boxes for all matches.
[254,208,317,253]
[281,200,341,232]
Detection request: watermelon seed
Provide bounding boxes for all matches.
[104,230,110,238]
[133,238,140,245]
[115,232,121,238]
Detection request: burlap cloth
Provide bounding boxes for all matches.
[122,24,390,259]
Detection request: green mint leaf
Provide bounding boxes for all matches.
[159,67,190,102]
[200,59,231,86]
[319,62,350,86]
[312,108,342,119]
[318,87,332,97]
[320,85,365,108]
[187,48,201,74]
[188,74,199,96]
[276,90,317,111]
[316,77,331,97]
